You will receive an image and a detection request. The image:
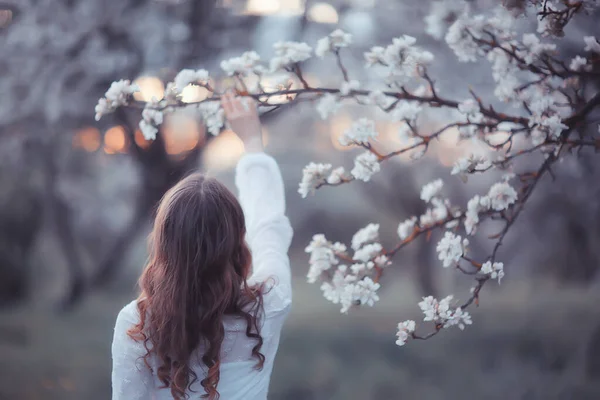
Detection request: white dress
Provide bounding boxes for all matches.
[111,152,293,400]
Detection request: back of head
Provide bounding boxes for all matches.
[128,172,265,399]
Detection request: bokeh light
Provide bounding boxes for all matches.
[307,3,339,24]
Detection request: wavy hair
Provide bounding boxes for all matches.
[127,173,265,399]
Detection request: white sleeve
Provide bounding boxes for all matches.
[111,303,154,400]
[235,152,293,313]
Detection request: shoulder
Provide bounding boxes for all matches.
[115,299,141,328]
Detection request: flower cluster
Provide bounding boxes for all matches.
[305,226,386,313]
[365,35,434,85]
[94,80,139,121]
[316,29,352,58]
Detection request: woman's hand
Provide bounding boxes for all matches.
[221,92,264,153]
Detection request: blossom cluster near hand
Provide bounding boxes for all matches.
[94,1,600,347]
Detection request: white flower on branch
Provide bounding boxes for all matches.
[420,179,444,203]
[305,234,341,283]
[487,48,520,102]
[420,198,449,227]
[351,223,380,251]
[139,108,164,140]
[315,29,352,58]
[340,80,360,96]
[298,162,332,198]
[419,295,453,321]
[425,0,469,40]
[198,101,224,136]
[353,243,383,263]
[173,69,209,93]
[397,217,417,240]
[445,14,486,62]
[220,51,261,76]
[339,118,378,146]
[480,260,505,283]
[569,55,588,72]
[365,90,395,109]
[365,35,434,85]
[465,194,491,235]
[269,41,312,72]
[374,255,390,268]
[351,152,380,182]
[320,264,353,304]
[518,33,556,65]
[343,277,381,313]
[395,320,416,347]
[451,154,491,179]
[487,181,518,211]
[436,231,468,268]
[316,93,341,120]
[443,307,472,330]
[94,79,139,121]
[390,101,422,124]
[583,36,600,53]
[326,167,347,185]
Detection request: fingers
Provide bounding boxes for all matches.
[221,92,234,116]
[221,91,257,121]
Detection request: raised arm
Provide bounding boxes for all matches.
[222,93,293,307]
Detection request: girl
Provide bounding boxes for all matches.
[111,93,293,400]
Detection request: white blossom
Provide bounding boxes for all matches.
[320,264,354,304]
[306,234,339,283]
[326,167,346,185]
[451,154,491,178]
[445,14,486,62]
[583,36,600,53]
[340,80,360,96]
[390,101,422,124]
[420,198,449,227]
[425,0,468,40]
[139,108,164,140]
[480,261,505,283]
[353,243,383,263]
[351,152,380,182]
[299,162,332,198]
[395,320,416,346]
[465,194,491,235]
[419,295,454,322]
[420,179,443,203]
[315,29,353,58]
[198,101,224,136]
[351,223,380,251]
[457,99,484,124]
[444,307,473,330]
[220,51,261,76]
[569,55,587,71]
[173,69,209,92]
[365,90,395,109]
[518,34,556,65]
[270,41,312,71]
[436,231,468,268]
[397,217,417,240]
[487,181,518,211]
[337,277,381,313]
[365,35,434,85]
[374,255,390,268]
[339,118,378,146]
[316,93,341,119]
[94,80,139,120]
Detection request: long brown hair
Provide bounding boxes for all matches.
[128,173,265,399]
